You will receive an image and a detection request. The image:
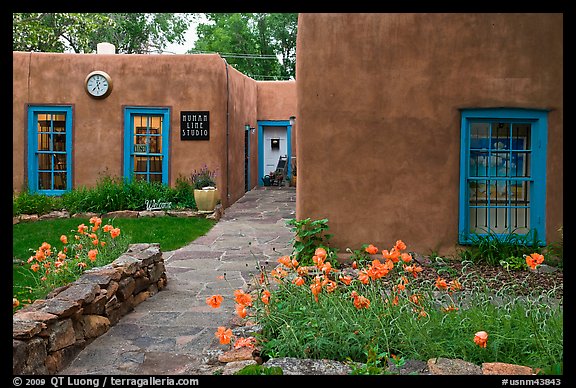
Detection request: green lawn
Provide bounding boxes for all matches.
[13,216,216,304]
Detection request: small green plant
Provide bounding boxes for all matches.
[286,218,337,267]
[234,364,283,375]
[458,229,543,266]
[499,255,529,271]
[13,190,62,216]
[348,344,389,375]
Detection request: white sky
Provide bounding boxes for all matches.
[162,14,207,54]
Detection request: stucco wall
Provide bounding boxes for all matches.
[295,13,563,255]
[13,52,296,209]
[257,81,298,159]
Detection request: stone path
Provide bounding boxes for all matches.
[60,186,296,375]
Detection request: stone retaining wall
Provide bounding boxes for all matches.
[13,243,167,375]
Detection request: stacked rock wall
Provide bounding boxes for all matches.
[13,243,167,375]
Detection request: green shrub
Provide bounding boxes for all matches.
[13,191,62,216]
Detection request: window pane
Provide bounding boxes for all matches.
[54,154,67,170]
[134,156,148,172]
[38,172,51,190]
[492,152,510,177]
[149,136,161,153]
[469,151,489,177]
[53,134,66,151]
[38,153,52,170]
[469,207,489,233]
[54,172,67,190]
[150,116,162,130]
[149,173,162,183]
[512,123,531,150]
[469,180,488,203]
[38,133,51,151]
[510,207,530,234]
[510,151,530,178]
[492,122,510,150]
[150,156,162,172]
[470,122,489,149]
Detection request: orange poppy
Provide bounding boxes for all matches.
[435,277,448,290]
[234,336,257,349]
[77,224,88,234]
[449,279,462,291]
[13,298,19,308]
[526,252,545,270]
[261,290,271,305]
[293,276,305,286]
[31,263,40,272]
[339,275,352,285]
[103,224,113,233]
[278,256,293,268]
[78,262,87,269]
[352,261,358,269]
[365,244,378,255]
[442,305,459,313]
[404,264,423,278]
[352,293,370,309]
[474,331,488,348]
[382,249,400,263]
[60,235,68,244]
[234,289,253,306]
[315,247,327,260]
[394,240,407,252]
[358,269,370,284]
[88,249,98,262]
[235,304,247,318]
[325,280,337,293]
[215,326,233,345]
[401,253,412,263]
[206,294,224,308]
[110,228,121,239]
[310,276,323,302]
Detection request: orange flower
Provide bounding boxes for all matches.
[261,290,271,305]
[526,253,545,270]
[418,309,428,319]
[88,233,97,239]
[404,264,423,278]
[358,269,370,284]
[310,276,323,302]
[315,247,327,260]
[92,239,99,246]
[40,242,51,251]
[206,294,223,308]
[474,331,488,348]
[365,244,378,255]
[352,261,358,269]
[89,216,102,231]
[78,262,87,269]
[234,336,257,349]
[13,298,19,308]
[291,258,299,268]
[442,305,459,313]
[101,241,106,247]
[394,240,407,252]
[339,275,352,285]
[325,280,337,293]
[235,304,247,318]
[293,276,305,286]
[88,249,98,262]
[435,277,448,290]
[110,228,121,239]
[321,262,336,275]
[234,289,253,306]
[271,267,288,280]
[449,279,462,292]
[215,326,233,345]
[278,255,293,268]
[103,224,113,233]
[77,224,88,234]
[312,255,325,269]
[57,251,66,260]
[401,253,412,263]
[352,293,370,309]
[382,249,400,263]
[35,250,46,261]
[31,263,40,272]
[60,235,68,244]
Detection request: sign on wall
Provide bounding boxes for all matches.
[181,111,210,140]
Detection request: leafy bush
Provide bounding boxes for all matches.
[13,191,62,216]
[286,218,338,267]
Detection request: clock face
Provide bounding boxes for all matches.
[85,71,112,98]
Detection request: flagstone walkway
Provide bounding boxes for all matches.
[60,186,296,375]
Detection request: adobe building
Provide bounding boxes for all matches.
[12,48,296,209]
[13,13,563,257]
[294,13,563,256]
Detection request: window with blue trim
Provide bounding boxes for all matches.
[27,106,73,195]
[123,107,170,184]
[459,108,547,244]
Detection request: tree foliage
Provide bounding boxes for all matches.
[13,13,192,54]
[191,13,297,80]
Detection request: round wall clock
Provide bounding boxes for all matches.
[85,70,113,99]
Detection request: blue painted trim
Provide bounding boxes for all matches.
[245,126,251,191]
[123,107,170,184]
[257,120,292,186]
[458,108,548,245]
[27,105,73,195]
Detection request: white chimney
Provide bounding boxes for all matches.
[97,42,116,54]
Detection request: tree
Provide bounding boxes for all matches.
[13,13,193,54]
[191,13,297,80]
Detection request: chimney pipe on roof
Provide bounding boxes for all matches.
[97,42,116,54]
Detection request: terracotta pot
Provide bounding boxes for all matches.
[194,188,219,212]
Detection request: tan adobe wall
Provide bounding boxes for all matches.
[295,13,563,255]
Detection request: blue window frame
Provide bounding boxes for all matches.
[459,108,548,245]
[27,105,73,195]
[123,107,170,184]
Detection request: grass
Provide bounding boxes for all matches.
[13,216,216,308]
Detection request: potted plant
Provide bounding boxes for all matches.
[191,165,219,212]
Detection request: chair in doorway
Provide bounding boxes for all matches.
[269,155,288,186]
